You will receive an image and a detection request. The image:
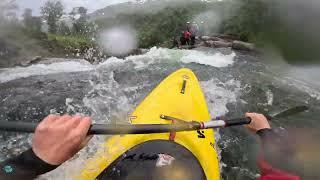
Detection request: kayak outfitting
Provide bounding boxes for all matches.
[79,68,221,179]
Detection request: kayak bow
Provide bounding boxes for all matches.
[79,68,221,180]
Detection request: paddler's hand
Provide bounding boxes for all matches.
[32,115,92,165]
[245,113,271,132]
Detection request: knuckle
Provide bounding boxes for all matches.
[73,117,81,124]
[72,131,84,142]
[61,114,71,120]
[36,124,48,133]
[72,136,82,144]
[84,117,92,123]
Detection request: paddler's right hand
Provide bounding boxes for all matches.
[245,113,271,132]
[32,115,92,165]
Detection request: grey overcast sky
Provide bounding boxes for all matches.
[16,0,139,16]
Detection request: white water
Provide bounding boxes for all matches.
[181,51,236,67]
[2,47,318,179]
[9,47,237,179]
[0,60,94,83]
[201,78,242,174]
[0,47,236,84]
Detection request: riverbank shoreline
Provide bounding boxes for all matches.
[0,34,256,69]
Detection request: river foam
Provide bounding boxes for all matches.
[0,47,236,84]
[0,60,94,83]
[181,50,236,67]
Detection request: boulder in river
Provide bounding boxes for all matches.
[20,56,42,67]
[205,40,215,47]
[200,36,212,41]
[200,36,223,42]
[213,41,232,48]
[232,41,255,51]
[30,56,42,63]
[205,40,232,48]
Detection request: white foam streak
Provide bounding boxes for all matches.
[181,51,236,67]
[0,47,236,83]
[127,47,236,68]
[0,61,93,83]
[201,78,241,118]
[126,47,172,68]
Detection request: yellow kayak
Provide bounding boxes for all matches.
[79,68,220,180]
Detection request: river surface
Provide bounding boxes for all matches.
[0,47,319,179]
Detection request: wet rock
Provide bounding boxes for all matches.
[205,40,232,48]
[195,41,206,48]
[205,40,215,47]
[213,41,232,48]
[30,56,42,63]
[200,36,223,42]
[215,34,241,41]
[210,37,223,41]
[20,56,42,67]
[232,41,255,51]
[200,36,211,41]
[20,61,30,67]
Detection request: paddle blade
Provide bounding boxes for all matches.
[271,106,309,119]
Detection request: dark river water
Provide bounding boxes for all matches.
[0,47,319,179]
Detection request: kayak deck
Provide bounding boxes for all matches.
[79,68,220,180]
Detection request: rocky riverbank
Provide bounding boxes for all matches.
[0,33,255,68]
[198,35,255,51]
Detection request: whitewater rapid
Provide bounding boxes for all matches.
[1,47,318,179]
[0,47,238,179]
[0,47,236,83]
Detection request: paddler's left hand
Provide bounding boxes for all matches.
[32,115,92,165]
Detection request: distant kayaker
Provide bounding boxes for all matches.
[184,30,191,45]
[186,21,191,32]
[180,31,187,45]
[189,22,199,46]
[0,113,300,179]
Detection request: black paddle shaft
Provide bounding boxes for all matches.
[0,106,308,135]
[0,121,37,133]
[0,119,250,135]
[89,123,200,135]
[224,117,252,127]
[0,121,201,135]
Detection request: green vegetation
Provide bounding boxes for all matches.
[221,0,320,63]
[95,1,216,48]
[0,0,98,66]
[0,0,272,66]
[1,0,319,65]
[41,1,64,34]
[46,33,93,56]
[221,0,268,42]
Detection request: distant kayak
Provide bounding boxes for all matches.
[79,68,220,180]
